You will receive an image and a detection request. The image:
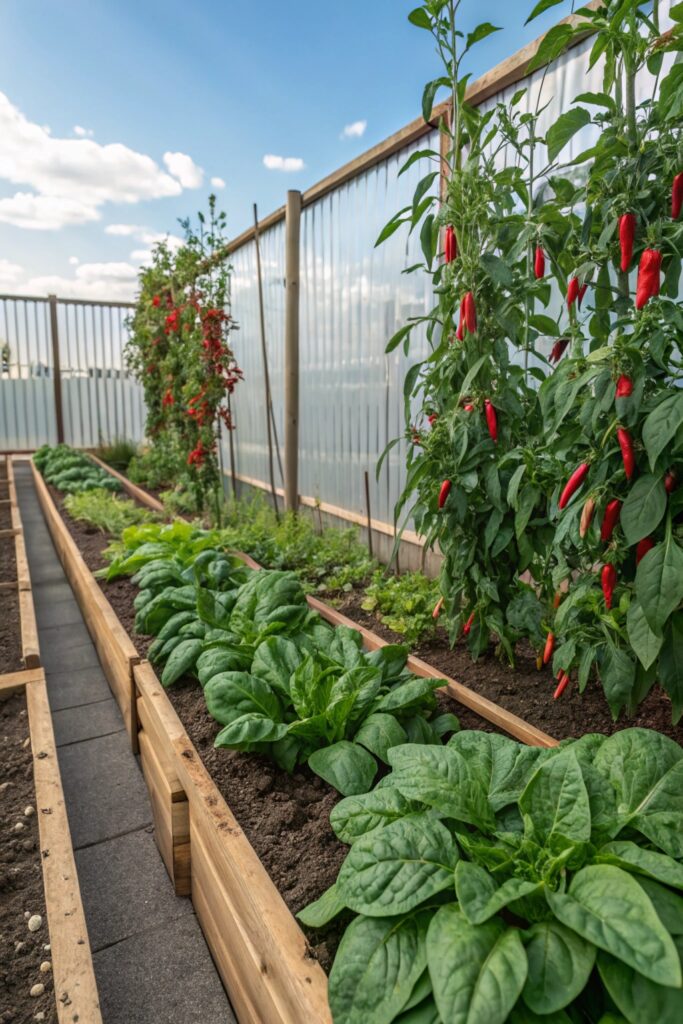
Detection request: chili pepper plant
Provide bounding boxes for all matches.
[126,195,242,520]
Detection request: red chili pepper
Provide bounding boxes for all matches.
[554,671,571,699]
[616,374,633,398]
[484,400,498,443]
[464,292,477,334]
[567,277,580,307]
[432,597,445,620]
[152,294,161,308]
[438,480,452,509]
[463,403,474,412]
[636,249,662,310]
[549,339,569,364]
[665,471,677,494]
[617,427,635,480]
[672,172,683,220]
[578,283,588,307]
[559,463,589,509]
[534,246,545,280]
[411,430,422,446]
[445,226,457,263]
[456,296,466,341]
[553,591,562,610]
[601,564,617,610]
[636,537,655,564]
[428,413,438,427]
[579,497,595,538]
[619,214,636,272]
[600,499,622,541]
[462,611,475,636]
[543,632,555,665]
[161,388,174,407]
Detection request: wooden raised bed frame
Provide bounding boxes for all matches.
[1,456,102,1024]
[33,454,559,1024]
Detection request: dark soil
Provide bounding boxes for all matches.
[0,693,56,1023]
[336,592,683,745]
[0,503,11,531]
[0,524,22,676]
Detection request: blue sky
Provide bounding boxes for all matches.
[0,0,570,299]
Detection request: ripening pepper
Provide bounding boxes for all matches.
[672,172,683,220]
[554,671,571,700]
[534,246,546,279]
[559,463,589,509]
[553,591,562,610]
[636,537,655,564]
[636,249,662,310]
[619,213,636,272]
[462,611,475,636]
[567,277,580,307]
[463,403,474,412]
[616,374,633,398]
[579,497,596,538]
[665,470,677,494]
[578,283,588,307]
[484,400,498,443]
[445,225,457,263]
[617,427,635,480]
[550,338,569,364]
[438,479,452,509]
[432,596,444,620]
[456,296,466,341]
[600,499,622,541]
[543,632,555,666]
[601,564,617,610]
[428,413,438,426]
[464,291,477,334]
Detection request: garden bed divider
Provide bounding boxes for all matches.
[4,458,40,669]
[87,452,165,512]
[30,460,140,750]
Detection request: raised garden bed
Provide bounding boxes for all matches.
[1,458,101,1024]
[31,457,563,1024]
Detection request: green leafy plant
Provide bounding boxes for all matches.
[303,727,683,1023]
[35,444,120,494]
[63,489,156,534]
[95,438,138,472]
[362,570,441,644]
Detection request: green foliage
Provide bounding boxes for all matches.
[362,570,441,645]
[127,446,187,490]
[63,489,156,535]
[34,444,120,494]
[305,728,683,1023]
[95,438,138,472]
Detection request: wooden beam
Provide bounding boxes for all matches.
[25,672,103,1024]
[284,191,302,512]
[48,294,65,445]
[0,667,43,695]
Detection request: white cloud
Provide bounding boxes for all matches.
[18,261,139,301]
[0,90,201,230]
[263,154,305,172]
[211,176,226,189]
[105,223,142,236]
[341,120,367,139]
[163,151,204,188]
[73,125,94,138]
[0,258,23,287]
[130,248,153,264]
[68,256,79,265]
[105,224,183,254]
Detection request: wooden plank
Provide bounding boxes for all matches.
[134,661,331,1024]
[19,588,41,669]
[87,453,165,512]
[25,672,102,1024]
[31,461,140,750]
[138,728,191,896]
[14,530,31,590]
[0,667,43,695]
[0,580,17,591]
[0,528,19,539]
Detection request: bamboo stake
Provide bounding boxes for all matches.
[253,203,281,520]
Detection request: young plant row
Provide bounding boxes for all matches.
[34,444,121,494]
[102,520,459,795]
[385,0,683,721]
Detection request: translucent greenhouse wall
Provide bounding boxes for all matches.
[0,297,144,450]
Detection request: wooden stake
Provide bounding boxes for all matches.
[48,294,65,444]
[253,203,281,520]
[364,470,374,559]
[284,191,301,512]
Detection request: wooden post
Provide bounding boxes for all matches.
[284,191,301,512]
[254,203,281,520]
[364,470,374,559]
[48,294,65,444]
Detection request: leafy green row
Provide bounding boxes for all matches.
[300,727,683,1024]
[101,519,457,795]
[35,444,120,494]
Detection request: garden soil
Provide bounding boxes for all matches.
[0,509,22,676]
[0,692,55,1023]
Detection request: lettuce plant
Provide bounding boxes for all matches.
[302,728,683,1023]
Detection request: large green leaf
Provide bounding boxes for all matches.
[330,787,419,845]
[448,731,545,812]
[519,749,591,844]
[308,741,377,796]
[642,392,683,470]
[328,911,430,1024]
[204,672,282,727]
[659,612,683,723]
[546,865,681,985]
[598,948,683,1024]
[354,713,408,763]
[621,475,667,544]
[160,638,203,686]
[546,108,591,162]
[251,636,304,696]
[297,882,346,928]
[523,921,596,1014]
[388,743,494,830]
[336,814,457,916]
[427,905,527,1024]
[455,861,542,925]
[596,841,683,889]
[626,601,663,671]
[599,643,636,719]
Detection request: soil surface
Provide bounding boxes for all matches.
[0,519,22,675]
[335,592,683,745]
[0,692,55,1023]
